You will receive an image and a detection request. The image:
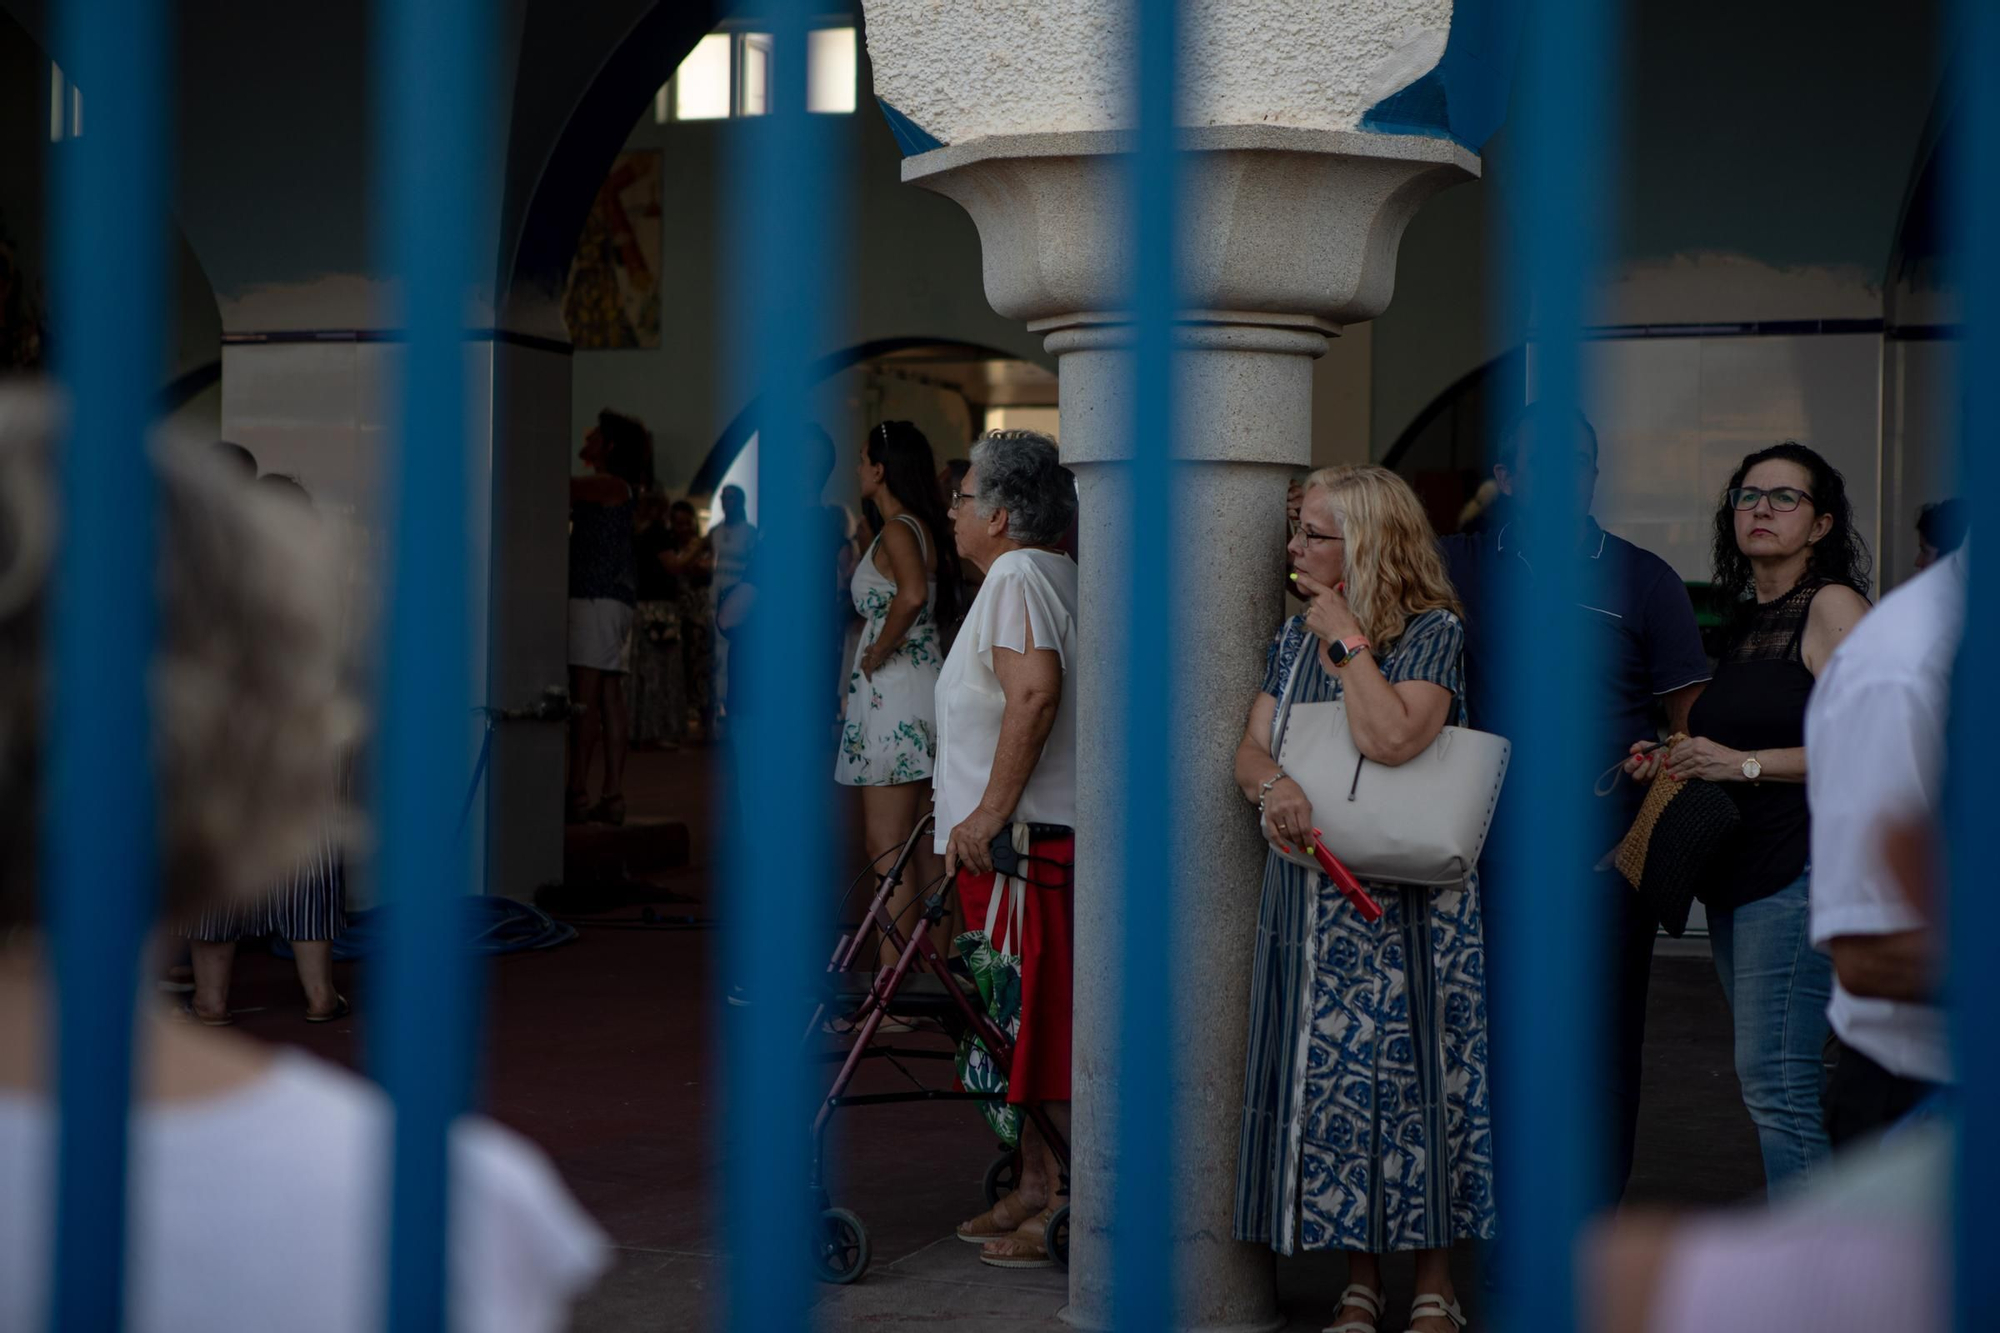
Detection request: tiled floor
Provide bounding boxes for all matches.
[219,747,1762,1331]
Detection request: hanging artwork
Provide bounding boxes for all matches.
[564,150,663,349]
[0,219,46,373]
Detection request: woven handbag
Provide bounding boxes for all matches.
[1613,744,1740,936]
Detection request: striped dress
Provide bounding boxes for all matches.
[185,772,348,944]
[1233,608,1495,1255]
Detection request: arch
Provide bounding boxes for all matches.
[497,0,725,332]
[685,335,1049,498]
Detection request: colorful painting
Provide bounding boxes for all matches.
[564,150,663,350]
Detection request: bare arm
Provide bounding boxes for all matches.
[1662,682,1704,735]
[860,521,929,677]
[1829,931,1936,1003]
[942,626,1064,876]
[1803,583,1871,675]
[1330,646,1455,766]
[1234,694,1282,801]
[1291,572,1452,766]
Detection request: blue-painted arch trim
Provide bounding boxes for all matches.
[876,97,944,156]
[1361,0,1521,153]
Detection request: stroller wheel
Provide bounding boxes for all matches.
[982,1150,1021,1207]
[1046,1202,1071,1269]
[814,1208,871,1285]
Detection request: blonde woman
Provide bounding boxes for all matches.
[1232,466,1491,1333]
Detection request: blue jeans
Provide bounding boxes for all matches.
[1709,872,1833,1191]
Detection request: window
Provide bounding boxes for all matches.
[673,33,732,121]
[49,63,81,143]
[807,27,858,114]
[653,25,856,123]
[738,33,772,117]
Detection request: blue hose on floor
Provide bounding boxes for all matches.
[271,714,577,961]
[270,895,577,962]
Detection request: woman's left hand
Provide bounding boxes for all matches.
[859,644,888,679]
[1294,571,1364,645]
[945,806,1009,878]
[1664,735,1746,783]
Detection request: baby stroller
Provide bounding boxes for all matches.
[807,813,1071,1285]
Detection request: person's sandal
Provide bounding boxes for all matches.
[590,795,626,827]
[978,1206,1057,1268]
[176,1002,234,1028]
[1323,1282,1386,1333]
[1402,1294,1465,1332]
[305,995,352,1024]
[955,1190,1041,1244]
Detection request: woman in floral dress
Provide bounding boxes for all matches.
[837,421,962,973]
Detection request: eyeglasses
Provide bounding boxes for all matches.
[1727,486,1814,512]
[948,489,971,511]
[1289,521,1344,546]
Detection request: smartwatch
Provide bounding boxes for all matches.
[1329,636,1372,669]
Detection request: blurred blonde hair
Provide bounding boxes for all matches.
[1302,464,1460,650]
[0,389,358,928]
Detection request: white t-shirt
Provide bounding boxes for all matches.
[0,1051,608,1333]
[1805,550,1962,1084]
[932,548,1079,854]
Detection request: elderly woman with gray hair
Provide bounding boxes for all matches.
[0,393,607,1329]
[935,429,1080,1269]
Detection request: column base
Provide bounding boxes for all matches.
[1058,1304,1285,1333]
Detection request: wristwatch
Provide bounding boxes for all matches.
[1329,636,1372,669]
[1740,752,1763,782]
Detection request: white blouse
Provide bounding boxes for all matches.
[932,548,1079,855]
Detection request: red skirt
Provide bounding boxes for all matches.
[955,835,1074,1104]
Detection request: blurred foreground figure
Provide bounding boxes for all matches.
[1588,783,1952,1330]
[0,391,607,1332]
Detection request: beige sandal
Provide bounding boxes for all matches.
[1324,1283,1385,1333]
[979,1206,1057,1269]
[955,1190,1041,1244]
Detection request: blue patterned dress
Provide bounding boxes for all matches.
[1234,608,1496,1255]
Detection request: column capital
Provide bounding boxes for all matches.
[903,124,1477,335]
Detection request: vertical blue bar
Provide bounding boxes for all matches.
[1114,0,1178,1328]
[1949,0,2000,1326]
[720,5,836,1329]
[1492,2,1616,1332]
[371,0,487,1326]
[45,0,168,1326]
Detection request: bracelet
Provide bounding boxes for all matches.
[1255,771,1287,811]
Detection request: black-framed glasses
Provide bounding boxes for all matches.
[948,489,971,510]
[1727,486,1814,512]
[1288,521,1344,546]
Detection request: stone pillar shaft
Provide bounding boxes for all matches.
[1056,319,1323,1332]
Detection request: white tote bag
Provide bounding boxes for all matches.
[1267,629,1511,888]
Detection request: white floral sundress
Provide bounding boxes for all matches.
[835,514,943,787]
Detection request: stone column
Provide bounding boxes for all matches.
[906,125,1475,1332]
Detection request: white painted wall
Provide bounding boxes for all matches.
[862,0,1450,143]
[568,61,1046,499]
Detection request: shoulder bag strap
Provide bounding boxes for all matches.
[1270,622,1315,759]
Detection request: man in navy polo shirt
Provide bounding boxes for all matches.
[1443,404,1711,1201]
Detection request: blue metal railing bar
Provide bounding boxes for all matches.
[719,4,842,1327]
[370,0,490,1324]
[1491,0,1618,1330]
[1113,0,1181,1327]
[1947,1,1997,1328]
[45,0,169,1326]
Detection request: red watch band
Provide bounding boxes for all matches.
[1332,636,1371,667]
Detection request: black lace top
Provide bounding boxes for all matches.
[1684,578,1827,909]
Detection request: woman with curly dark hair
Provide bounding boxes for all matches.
[1624,441,1871,1191]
